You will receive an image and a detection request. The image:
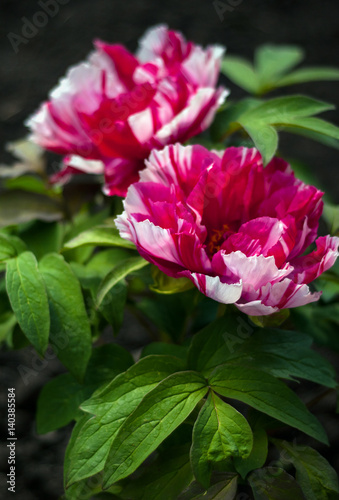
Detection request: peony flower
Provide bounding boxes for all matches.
[25,25,226,196]
[116,144,339,315]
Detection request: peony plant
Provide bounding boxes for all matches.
[1,25,339,500]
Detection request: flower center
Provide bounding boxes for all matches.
[206,223,233,257]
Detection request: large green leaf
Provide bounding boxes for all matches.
[39,253,92,381]
[96,256,149,307]
[249,467,305,500]
[120,444,193,500]
[103,371,208,487]
[210,363,328,444]
[65,355,185,486]
[6,251,50,355]
[62,225,135,251]
[273,440,339,500]
[191,391,253,487]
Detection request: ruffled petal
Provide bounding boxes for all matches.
[290,235,339,284]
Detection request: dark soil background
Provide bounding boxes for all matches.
[0,0,339,499]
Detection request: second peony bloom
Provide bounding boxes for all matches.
[26,25,226,196]
[116,144,339,315]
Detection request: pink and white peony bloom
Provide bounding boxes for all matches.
[116,144,339,315]
[26,25,227,196]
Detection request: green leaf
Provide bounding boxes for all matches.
[6,251,50,355]
[98,279,127,334]
[228,329,337,388]
[323,203,339,235]
[241,122,278,165]
[282,116,339,140]
[63,226,135,251]
[65,355,185,486]
[210,363,328,444]
[87,248,134,276]
[249,467,305,500]
[0,233,26,262]
[187,315,254,376]
[178,474,238,500]
[120,444,193,500]
[103,371,208,487]
[236,96,337,163]
[234,427,268,479]
[96,256,149,308]
[255,44,304,85]
[221,56,260,94]
[0,190,64,227]
[36,373,92,434]
[150,265,194,294]
[39,253,92,381]
[249,309,290,328]
[277,67,339,87]
[191,391,253,488]
[273,440,339,500]
[239,96,333,122]
[0,235,17,262]
[141,342,188,362]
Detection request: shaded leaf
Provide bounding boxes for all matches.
[120,444,193,500]
[249,467,305,500]
[273,440,339,500]
[178,474,238,500]
[96,256,149,307]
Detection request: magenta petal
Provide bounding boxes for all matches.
[290,235,339,284]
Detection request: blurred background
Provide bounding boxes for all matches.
[0,1,338,498]
[1,0,339,198]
